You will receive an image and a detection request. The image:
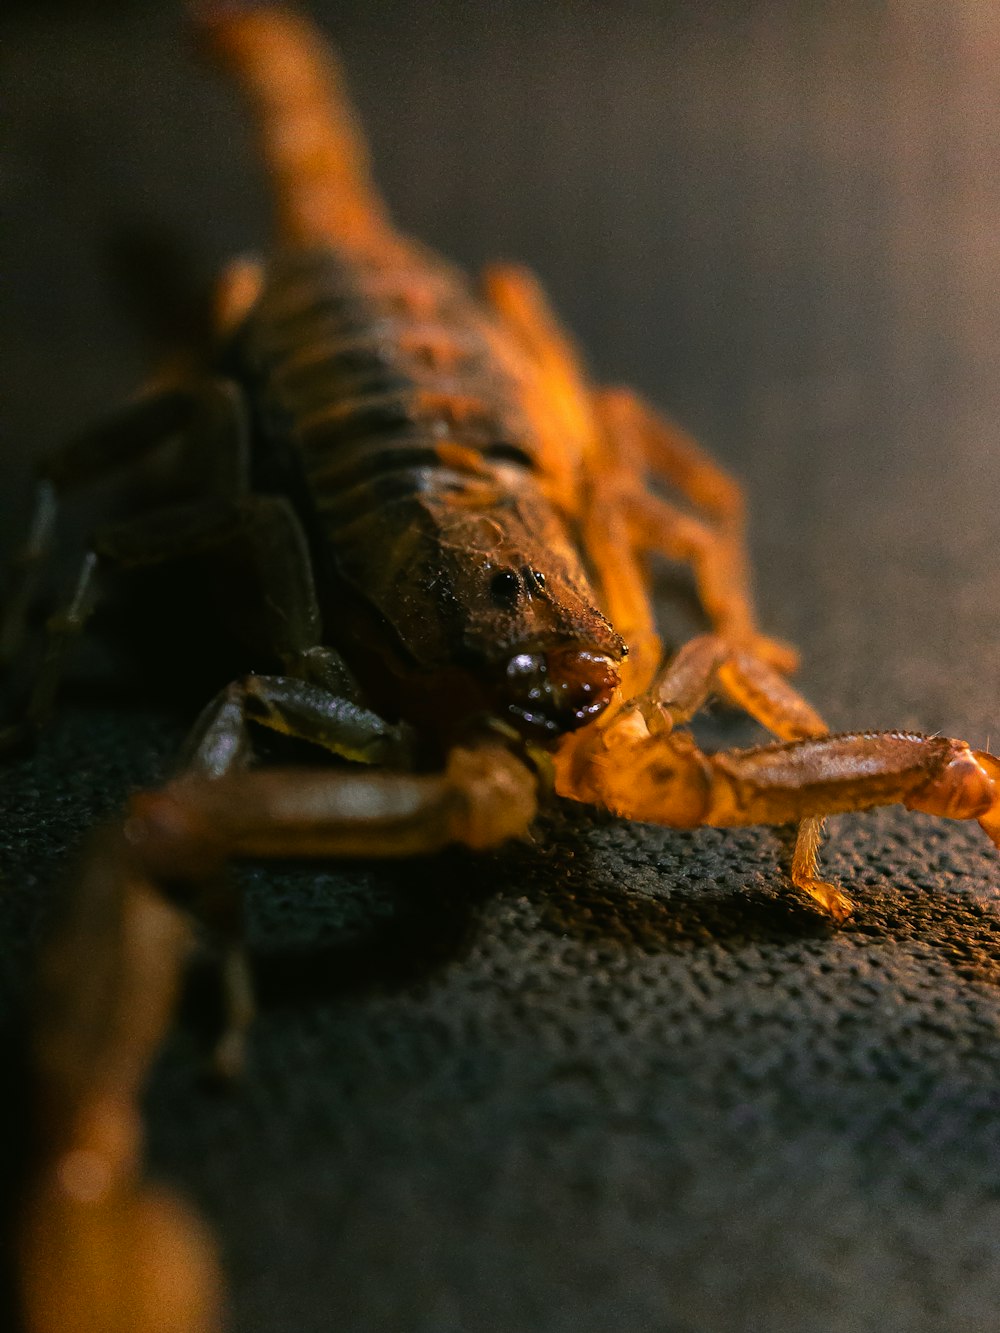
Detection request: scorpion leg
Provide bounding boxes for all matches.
[213,253,265,336]
[577,473,662,700]
[23,740,538,1328]
[177,671,408,1076]
[593,389,798,675]
[0,480,57,668]
[645,636,844,916]
[34,387,198,493]
[182,675,409,779]
[482,263,591,432]
[599,387,745,535]
[646,634,825,738]
[0,551,101,755]
[564,711,1000,921]
[0,380,253,751]
[0,389,197,673]
[0,480,324,754]
[481,262,597,514]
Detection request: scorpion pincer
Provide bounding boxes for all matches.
[7,8,1000,1332]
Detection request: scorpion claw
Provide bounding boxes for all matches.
[905,745,1000,848]
[972,750,1000,848]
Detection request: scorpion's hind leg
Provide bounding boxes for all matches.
[0,389,197,679]
[599,387,745,540]
[0,380,250,753]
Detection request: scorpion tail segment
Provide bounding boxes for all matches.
[193,4,391,247]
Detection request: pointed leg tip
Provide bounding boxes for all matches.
[797,878,855,924]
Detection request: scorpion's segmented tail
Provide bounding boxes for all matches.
[194,4,391,247]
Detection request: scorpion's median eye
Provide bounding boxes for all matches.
[524,568,546,592]
[489,569,521,605]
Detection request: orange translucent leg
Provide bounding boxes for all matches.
[481,263,592,434]
[481,262,599,517]
[559,632,838,914]
[576,484,662,701]
[648,633,824,736]
[562,715,1000,920]
[712,651,840,915]
[571,394,664,700]
[600,387,745,531]
[596,389,798,676]
[481,266,664,699]
[645,634,845,916]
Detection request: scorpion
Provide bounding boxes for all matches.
[8,8,1000,1332]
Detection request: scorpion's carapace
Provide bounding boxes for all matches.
[9,7,1000,1333]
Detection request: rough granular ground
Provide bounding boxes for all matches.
[4,703,1000,1333]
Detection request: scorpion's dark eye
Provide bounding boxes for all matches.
[490,569,521,605]
[524,568,546,592]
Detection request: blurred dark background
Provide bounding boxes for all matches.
[4,4,1000,1331]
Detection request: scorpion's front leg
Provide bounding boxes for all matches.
[22,743,538,1332]
[646,634,846,918]
[132,742,538,870]
[559,710,1000,921]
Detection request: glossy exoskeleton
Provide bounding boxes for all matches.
[10,10,1000,1333]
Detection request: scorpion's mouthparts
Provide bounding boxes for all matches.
[503,647,619,737]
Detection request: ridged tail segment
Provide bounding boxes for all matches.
[194,5,393,249]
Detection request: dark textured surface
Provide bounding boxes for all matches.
[5,4,1000,1331]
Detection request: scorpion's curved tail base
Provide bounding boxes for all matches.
[193,4,393,248]
[19,745,538,1333]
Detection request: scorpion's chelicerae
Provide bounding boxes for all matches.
[9,8,1000,1331]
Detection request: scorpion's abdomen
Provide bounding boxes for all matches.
[233,245,538,507]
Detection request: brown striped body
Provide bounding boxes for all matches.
[221,240,624,739]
